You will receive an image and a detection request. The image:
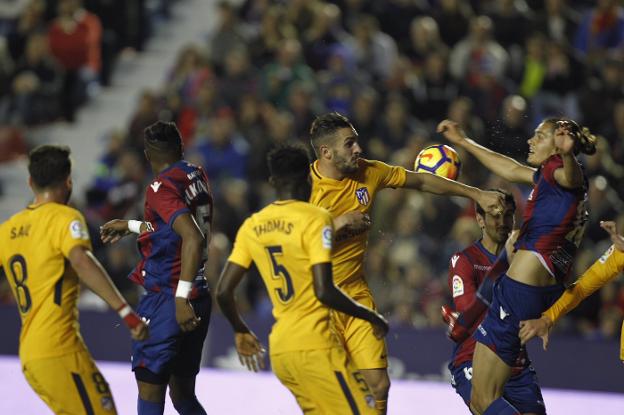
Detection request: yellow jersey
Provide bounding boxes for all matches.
[228,200,338,354]
[543,244,624,359]
[309,159,407,286]
[0,202,92,363]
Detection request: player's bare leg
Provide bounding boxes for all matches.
[169,375,206,414]
[360,368,390,414]
[469,342,514,414]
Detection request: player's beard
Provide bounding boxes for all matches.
[333,151,359,175]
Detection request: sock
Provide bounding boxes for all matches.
[482,397,521,415]
[375,399,387,415]
[138,398,165,415]
[173,396,207,415]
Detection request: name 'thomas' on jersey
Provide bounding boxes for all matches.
[309,159,406,286]
[0,203,92,363]
[129,160,213,297]
[227,200,338,355]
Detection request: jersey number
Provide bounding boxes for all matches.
[8,254,31,313]
[266,246,294,303]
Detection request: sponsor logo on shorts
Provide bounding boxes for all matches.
[477,324,487,336]
[499,306,509,320]
[463,366,473,381]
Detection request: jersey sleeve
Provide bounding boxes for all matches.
[303,209,334,266]
[540,155,564,185]
[228,219,253,268]
[448,252,477,312]
[369,159,407,189]
[146,179,190,227]
[544,246,624,323]
[58,209,92,257]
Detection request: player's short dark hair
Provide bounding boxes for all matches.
[267,143,311,185]
[28,144,71,189]
[144,121,183,156]
[476,188,516,217]
[309,112,353,155]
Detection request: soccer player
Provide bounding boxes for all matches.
[519,220,624,360]
[307,112,505,413]
[100,121,212,415]
[216,143,386,414]
[446,190,545,414]
[437,118,596,414]
[0,144,148,415]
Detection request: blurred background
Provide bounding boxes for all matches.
[0,0,623,394]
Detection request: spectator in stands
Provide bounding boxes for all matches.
[348,14,399,82]
[532,0,580,46]
[209,0,247,73]
[10,32,62,124]
[484,95,530,160]
[574,0,624,65]
[432,0,472,47]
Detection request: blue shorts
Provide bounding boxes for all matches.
[450,361,546,414]
[474,275,563,366]
[132,290,211,378]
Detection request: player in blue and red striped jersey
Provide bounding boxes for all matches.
[438,118,596,414]
[100,121,213,415]
[446,190,545,415]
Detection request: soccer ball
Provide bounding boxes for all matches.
[414,144,461,180]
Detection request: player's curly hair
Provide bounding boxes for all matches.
[144,121,183,156]
[267,143,311,184]
[309,112,353,156]
[28,144,71,189]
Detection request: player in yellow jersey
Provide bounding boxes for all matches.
[216,144,388,414]
[307,112,506,413]
[0,145,148,415]
[519,220,624,360]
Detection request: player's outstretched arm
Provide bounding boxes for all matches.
[172,213,205,332]
[312,262,389,339]
[552,124,584,189]
[404,171,505,217]
[68,246,148,341]
[216,261,266,372]
[436,119,535,185]
[100,219,151,244]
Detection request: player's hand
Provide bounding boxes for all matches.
[175,297,201,332]
[505,230,520,262]
[130,320,150,341]
[369,311,389,339]
[441,305,470,343]
[235,332,266,372]
[600,221,624,252]
[477,190,505,217]
[554,122,576,156]
[436,120,468,145]
[100,219,131,244]
[519,316,552,350]
[334,211,371,234]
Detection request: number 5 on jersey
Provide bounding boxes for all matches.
[266,246,294,303]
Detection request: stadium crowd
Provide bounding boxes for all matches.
[1,0,624,343]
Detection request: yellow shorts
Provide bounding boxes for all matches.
[271,347,376,414]
[22,349,117,415]
[331,286,388,370]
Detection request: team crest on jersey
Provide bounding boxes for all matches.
[452,275,464,297]
[599,245,615,264]
[355,187,370,205]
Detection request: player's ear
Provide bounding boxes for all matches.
[475,212,485,229]
[320,144,331,160]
